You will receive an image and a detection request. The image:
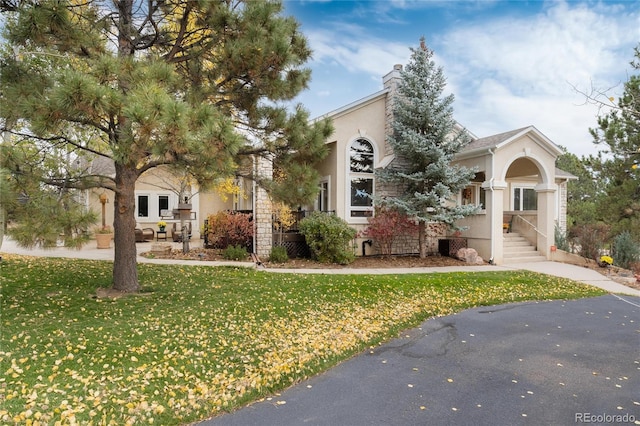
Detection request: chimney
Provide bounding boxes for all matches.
[383,64,403,93]
[383,65,403,157]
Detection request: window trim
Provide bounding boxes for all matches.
[346,137,376,223]
[460,183,486,213]
[137,194,149,218]
[316,176,331,212]
[135,192,179,222]
[512,185,537,211]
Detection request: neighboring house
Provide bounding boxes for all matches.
[89,64,576,265]
[86,157,265,244]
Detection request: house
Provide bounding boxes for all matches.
[89,64,575,265]
[305,64,575,264]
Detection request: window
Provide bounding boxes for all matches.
[158,195,169,217]
[513,187,537,211]
[349,139,374,218]
[136,193,179,221]
[137,195,149,217]
[461,184,486,211]
[317,179,329,212]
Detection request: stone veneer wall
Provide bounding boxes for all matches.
[558,181,567,233]
[254,155,273,259]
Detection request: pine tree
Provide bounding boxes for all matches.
[555,147,602,229]
[377,38,477,257]
[588,45,640,241]
[0,0,332,292]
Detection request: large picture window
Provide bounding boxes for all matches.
[349,138,374,218]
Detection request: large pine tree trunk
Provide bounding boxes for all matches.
[418,221,427,258]
[112,164,140,292]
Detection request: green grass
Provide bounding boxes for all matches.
[0,254,605,425]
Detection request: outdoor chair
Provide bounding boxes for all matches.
[172,222,192,242]
[135,227,155,242]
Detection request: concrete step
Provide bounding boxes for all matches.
[504,240,533,247]
[504,247,538,256]
[502,255,547,264]
[502,233,545,263]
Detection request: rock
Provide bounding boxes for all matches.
[151,243,171,254]
[475,256,484,265]
[456,247,478,264]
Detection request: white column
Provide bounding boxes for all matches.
[536,183,557,259]
[489,182,507,265]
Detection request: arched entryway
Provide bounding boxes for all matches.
[500,154,556,262]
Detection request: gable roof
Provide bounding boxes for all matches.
[313,89,389,122]
[458,125,563,159]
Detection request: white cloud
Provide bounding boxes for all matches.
[305,25,409,78]
[293,0,638,157]
[438,0,639,156]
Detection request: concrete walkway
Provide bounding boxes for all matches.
[1,237,638,297]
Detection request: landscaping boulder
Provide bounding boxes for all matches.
[456,247,483,264]
[151,243,171,254]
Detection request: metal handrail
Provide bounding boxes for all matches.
[514,215,547,239]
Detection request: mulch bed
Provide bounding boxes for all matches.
[140,248,640,290]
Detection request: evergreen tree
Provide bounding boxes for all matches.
[377,38,477,257]
[555,147,602,229]
[588,45,640,241]
[0,0,332,292]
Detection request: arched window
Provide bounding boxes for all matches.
[349,138,374,218]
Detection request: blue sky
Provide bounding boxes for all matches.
[283,0,639,157]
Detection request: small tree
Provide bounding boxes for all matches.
[273,202,295,245]
[360,207,418,256]
[377,38,478,258]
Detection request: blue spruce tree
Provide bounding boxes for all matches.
[377,38,478,257]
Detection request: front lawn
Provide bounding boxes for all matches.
[0,254,604,425]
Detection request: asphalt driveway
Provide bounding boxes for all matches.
[202,295,640,426]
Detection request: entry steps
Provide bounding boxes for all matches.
[502,232,546,263]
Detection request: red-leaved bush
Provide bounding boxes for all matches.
[359,207,418,256]
[207,211,253,249]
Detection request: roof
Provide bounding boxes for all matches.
[312,89,389,122]
[555,167,579,181]
[458,125,563,159]
[463,127,530,152]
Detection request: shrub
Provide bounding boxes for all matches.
[611,231,640,270]
[269,246,289,263]
[360,207,418,256]
[571,224,610,261]
[207,211,253,249]
[554,224,571,252]
[299,212,356,264]
[222,244,248,261]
